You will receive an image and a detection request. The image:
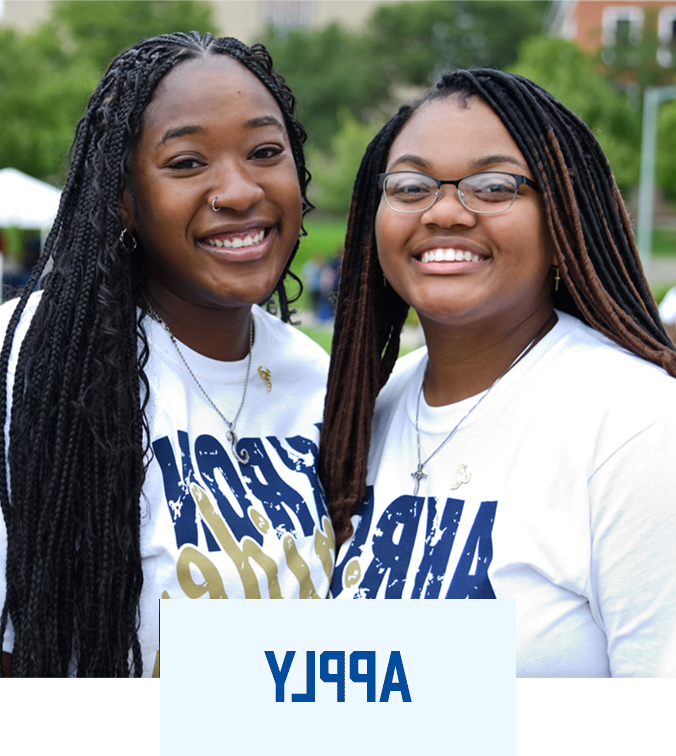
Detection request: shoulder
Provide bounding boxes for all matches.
[376,346,427,412]
[555,311,676,392]
[252,306,329,381]
[550,311,676,437]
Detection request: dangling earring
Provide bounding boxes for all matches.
[119,229,137,252]
[553,266,560,292]
[383,273,388,288]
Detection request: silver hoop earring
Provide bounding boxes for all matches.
[119,229,137,251]
[211,197,221,212]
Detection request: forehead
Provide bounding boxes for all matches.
[387,96,524,169]
[142,54,284,132]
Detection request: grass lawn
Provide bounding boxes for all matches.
[297,323,334,354]
[292,216,347,270]
[653,227,676,257]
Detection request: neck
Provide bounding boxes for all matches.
[144,287,253,362]
[420,307,557,407]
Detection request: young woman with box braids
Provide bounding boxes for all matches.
[323,69,676,677]
[0,31,335,677]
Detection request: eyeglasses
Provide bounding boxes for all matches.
[377,170,538,215]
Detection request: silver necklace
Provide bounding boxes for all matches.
[411,317,555,495]
[147,304,253,465]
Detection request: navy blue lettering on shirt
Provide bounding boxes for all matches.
[331,488,497,599]
[153,431,327,549]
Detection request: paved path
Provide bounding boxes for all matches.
[647,256,676,286]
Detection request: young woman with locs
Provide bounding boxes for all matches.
[321,69,676,677]
[0,32,335,678]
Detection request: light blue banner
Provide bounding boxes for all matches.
[160,600,515,754]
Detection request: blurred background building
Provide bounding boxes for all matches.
[549,0,676,66]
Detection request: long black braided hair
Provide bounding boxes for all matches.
[0,31,312,677]
[320,68,676,545]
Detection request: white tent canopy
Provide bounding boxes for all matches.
[0,167,62,230]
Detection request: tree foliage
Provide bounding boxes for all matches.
[261,23,386,151]
[367,0,550,86]
[307,110,383,215]
[0,26,99,181]
[511,36,641,190]
[50,0,214,73]
[262,1,551,174]
[0,1,214,183]
[658,100,676,202]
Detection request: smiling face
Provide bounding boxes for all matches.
[375,95,555,336]
[120,54,302,319]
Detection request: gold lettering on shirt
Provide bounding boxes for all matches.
[250,508,271,534]
[190,482,281,598]
[177,546,228,599]
[152,651,160,678]
[284,534,320,599]
[344,559,362,588]
[314,516,335,579]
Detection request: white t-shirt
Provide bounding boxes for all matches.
[331,311,676,678]
[0,294,334,676]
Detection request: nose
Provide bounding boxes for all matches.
[211,162,265,212]
[422,186,476,227]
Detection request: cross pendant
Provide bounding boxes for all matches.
[411,464,427,496]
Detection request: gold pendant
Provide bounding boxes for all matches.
[257,366,272,392]
[449,463,471,490]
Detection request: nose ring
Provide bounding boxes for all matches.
[211,197,221,212]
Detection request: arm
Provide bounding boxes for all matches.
[588,412,676,677]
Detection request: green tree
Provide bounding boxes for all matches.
[0,1,214,183]
[657,99,676,202]
[263,1,551,154]
[262,23,386,151]
[51,0,214,74]
[307,110,383,215]
[0,27,99,181]
[368,0,550,86]
[511,35,641,189]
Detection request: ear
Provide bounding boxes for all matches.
[118,185,135,232]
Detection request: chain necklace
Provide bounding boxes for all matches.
[148,304,253,465]
[411,315,556,495]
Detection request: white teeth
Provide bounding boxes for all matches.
[420,248,484,264]
[205,229,265,249]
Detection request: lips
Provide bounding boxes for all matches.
[419,248,485,263]
[201,226,269,249]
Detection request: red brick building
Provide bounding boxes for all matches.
[550,0,676,66]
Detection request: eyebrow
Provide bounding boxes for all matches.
[156,125,206,149]
[243,115,285,131]
[388,152,528,173]
[156,116,285,149]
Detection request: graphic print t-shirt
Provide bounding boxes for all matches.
[0,295,334,677]
[331,312,676,678]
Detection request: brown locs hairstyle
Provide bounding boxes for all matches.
[0,32,312,677]
[319,68,676,546]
